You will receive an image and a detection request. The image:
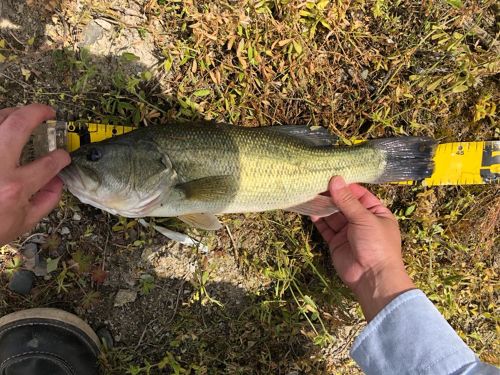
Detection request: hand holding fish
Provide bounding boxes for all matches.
[0,105,70,245]
[311,176,415,322]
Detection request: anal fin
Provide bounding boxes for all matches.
[285,195,338,217]
[178,213,222,230]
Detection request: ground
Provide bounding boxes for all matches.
[0,0,498,374]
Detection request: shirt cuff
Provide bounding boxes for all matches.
[350,289,478,375]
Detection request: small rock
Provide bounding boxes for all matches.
[34,258,48,277]
[21,243,39,270]
[23,255,37,271]
[30,236,46,245]
[114,289,137,307]
[123,274,136,287]
[80,20,104,46]
[361,69,369,80]
[9,270,34,295]
[60,227,70,235]
[94,18,113,31]
[72,212,81,221]
[21,242,38,258]
[141,248,156,262]
[128,228,138,241]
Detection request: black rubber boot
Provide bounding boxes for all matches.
[0,308,100,375]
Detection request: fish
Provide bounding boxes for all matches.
[58,121,437,230]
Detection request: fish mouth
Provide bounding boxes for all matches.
[58,164,100,196]
[59,165,86,190]
[58,165,116,213]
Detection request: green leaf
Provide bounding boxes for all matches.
[27,37,35,46]
[426,78,443,92]
[303,295,317,309]
[405,204,416,216]
[446,0,462,8]
[452,85,468,93]
[193,89,211,97]
[201,270,209,284]
[317,0,329,10]
[292,40,303,55]
[47,256,61,274]
[0,53,5,63]
[319,18,332,30]
[299,10,313,17]
[164,57,173,72]
[121,52,140,62]
[141,70,152,80]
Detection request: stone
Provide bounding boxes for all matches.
[8,270,34,295]
[80,20,105,46]
[21,243,39,270]
[94,18,113,31]
[21,242,38,258]
[113,289,137,307]
[34,257,48,277]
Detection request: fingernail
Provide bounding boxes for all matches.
[331,176,346,191]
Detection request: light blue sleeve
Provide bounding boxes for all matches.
[350,289,499,375]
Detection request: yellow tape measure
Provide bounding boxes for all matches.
[64,122,499,187]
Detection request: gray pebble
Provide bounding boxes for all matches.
[21,242,38,258]
[8,270,34,295]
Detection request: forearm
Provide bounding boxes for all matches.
[350,289,498,374]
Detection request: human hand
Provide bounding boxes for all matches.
[0,104,70,245]
[311,176,415,321]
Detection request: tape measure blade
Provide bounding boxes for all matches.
[423,141,500,186]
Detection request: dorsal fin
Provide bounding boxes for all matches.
[264,125,338,146]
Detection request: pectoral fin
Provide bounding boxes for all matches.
[176,175,238,201]
[178,213,222,230]
[285,195,338,217]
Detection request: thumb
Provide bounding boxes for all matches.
[329,176,371,223]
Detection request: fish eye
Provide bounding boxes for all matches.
[87,148,102,162]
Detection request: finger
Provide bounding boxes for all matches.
[0,104,56,165]
[329,228,349,253]
[25,176,64,229]
[348,184,394,218]
[0,107,19,124]
[322,211,349,233]
[19,149,71,195]
[328,176,372,224]
[313,218,336,243]
[348,184,380,207]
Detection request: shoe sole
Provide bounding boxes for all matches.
[0,308,100,348]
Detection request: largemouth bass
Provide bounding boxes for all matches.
[59,122,436,230]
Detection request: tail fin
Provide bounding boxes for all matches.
[366,137,437,183]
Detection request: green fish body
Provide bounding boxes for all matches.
[59,122,436,229]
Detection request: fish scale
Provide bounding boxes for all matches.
[152,125,385,214]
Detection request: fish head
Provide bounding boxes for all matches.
[59,138,175,217]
